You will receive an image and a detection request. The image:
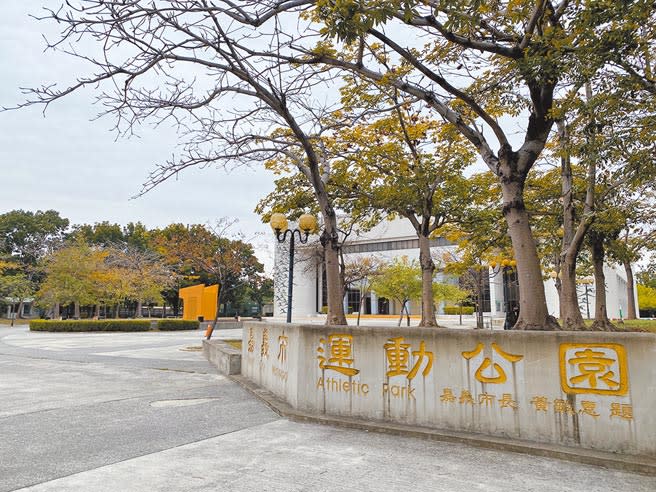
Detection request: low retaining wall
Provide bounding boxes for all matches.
[203,340,241,375]
[241,322,656,458]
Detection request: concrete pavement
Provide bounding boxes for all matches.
[1,324,654,491]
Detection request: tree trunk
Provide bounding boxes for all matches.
[418,234,438,327]
[206,283,224,340]
[135,300,143,318]
[356,288,365,326]
[589,234,616,331]
[74,301,81,319]
[559,255,585,330]
[397,300,405,327]
[501,178,559,330]
[322,214,347,326]
[624,260,637,320]
[557,118,573,322]
[557,118,585,329]
[17,300,25,319]
[558,89,599,331]
[553,269,563,319]
[279,102,346,326]
[53,303,60,319]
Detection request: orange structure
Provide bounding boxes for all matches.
[179,283,219,321]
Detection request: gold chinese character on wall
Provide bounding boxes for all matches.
[559,343,628,395]
[499,393,517,409]
[610,403,633,421]
[579,400,600,418]
[260,327,269,358]
[462,342,523,384]
[479,392,495,407]
[317,334,360,376]
[277,330,288,364]
[530,396,549,412]
[440,388,456,403]
[553,398,576,415]
[383,337,434,380]
[459,389,474,405]
[247,327,255,353]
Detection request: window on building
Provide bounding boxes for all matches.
[458,273,492,312]
[342,237,451,254]
[346,288,361,314]
[378,297,390,315]
[482,273,492,312]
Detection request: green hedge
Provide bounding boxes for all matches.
[443,306,475,315]
[30,320,151,332]
[156,319,199,331]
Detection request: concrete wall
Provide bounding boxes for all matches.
[203,340,241,375]
[242,322,656,457]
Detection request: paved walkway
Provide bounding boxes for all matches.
[1,325,653,491]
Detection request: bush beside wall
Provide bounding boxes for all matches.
[443,306,475,315]
[156,319,199,331]
[30,320,152,332]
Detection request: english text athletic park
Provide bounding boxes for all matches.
[1,2,655,491]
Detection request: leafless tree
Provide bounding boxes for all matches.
[14,1,348,325]
[342,256,382,326]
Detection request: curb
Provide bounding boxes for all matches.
[229,375,656,476]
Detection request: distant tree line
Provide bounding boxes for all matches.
[0,210,273,320]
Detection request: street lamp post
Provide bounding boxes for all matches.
[270,213,317,323]
[578,277,594,319]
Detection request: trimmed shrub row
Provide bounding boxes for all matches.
[157,319,199,331]
[443,306,475,315]
[29,319,200,332]
[30,319,151,332]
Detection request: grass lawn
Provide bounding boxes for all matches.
[225,339,242,350]
[574,318,656,333]
[604,319,656,333]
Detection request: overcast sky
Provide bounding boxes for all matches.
[0,3,277,270]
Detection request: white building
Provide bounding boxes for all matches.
[273,219,637,322]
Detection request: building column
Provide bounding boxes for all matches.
[370,291,378,315]
[489,270,502,315]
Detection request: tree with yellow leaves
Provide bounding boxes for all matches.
[37,241,108,318]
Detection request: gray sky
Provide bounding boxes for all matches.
[0,2,276,270]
